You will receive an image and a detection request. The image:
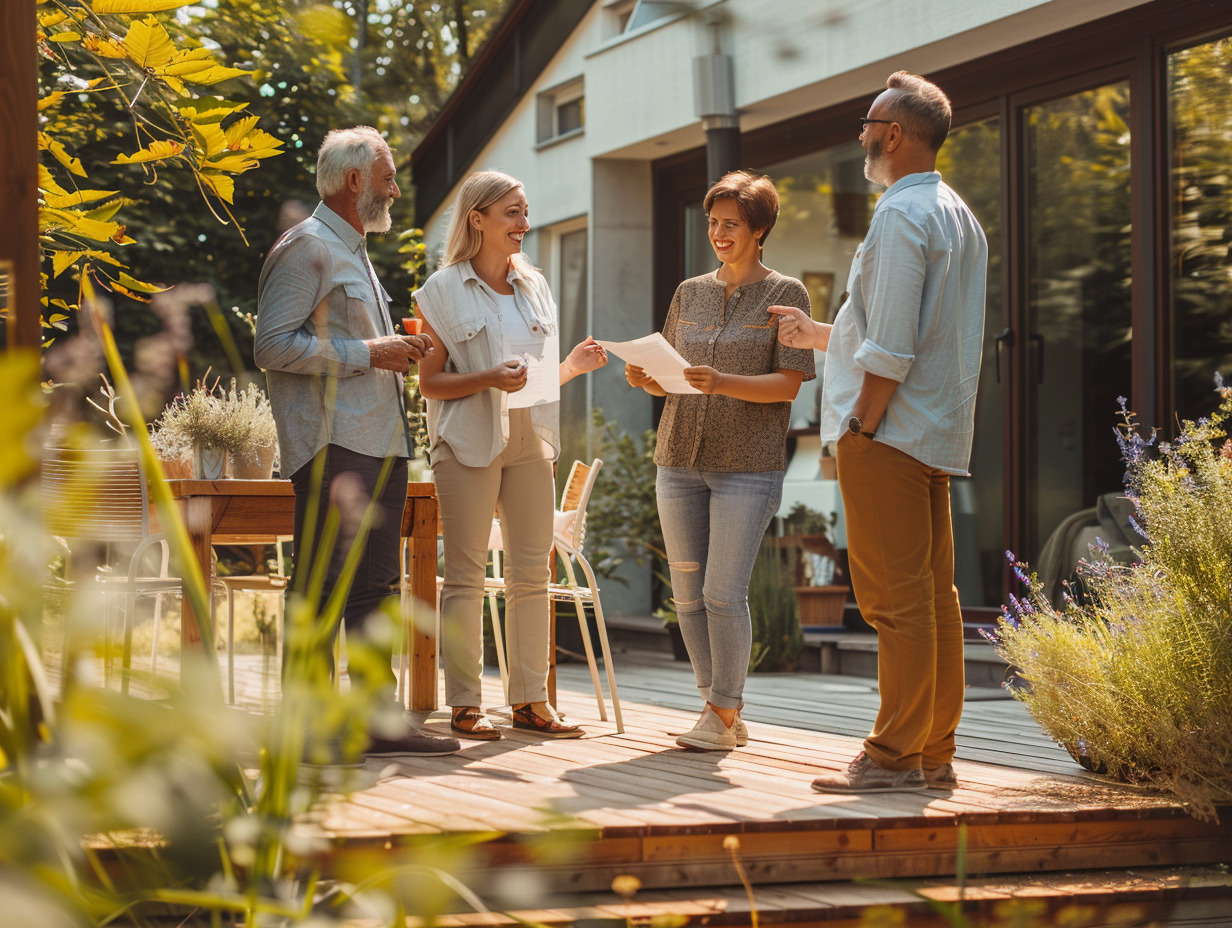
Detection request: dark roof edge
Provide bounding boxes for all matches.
[410,0,535,164]
[410,0,599,226]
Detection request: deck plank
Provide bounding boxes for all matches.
[210,649,1232,892]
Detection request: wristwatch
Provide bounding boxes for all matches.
[848,415,874,438]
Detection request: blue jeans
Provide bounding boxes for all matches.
[656,466,784,709]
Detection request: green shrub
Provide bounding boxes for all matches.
[748,540,802,673]
[992,383,1232,821]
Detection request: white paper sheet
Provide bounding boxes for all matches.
[596,333,701,394]
[506,332,561,408]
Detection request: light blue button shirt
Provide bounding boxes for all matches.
[819,172,988,475]
[254,203,410,478]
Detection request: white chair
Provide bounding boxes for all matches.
[486,459,623,732]
[42,443,181,694]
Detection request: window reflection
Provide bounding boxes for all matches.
[937,119,1003,607]
[763,141,877,428]
[1168,35,1232,421]
[1025,83,1133,558]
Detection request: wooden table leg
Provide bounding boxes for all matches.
[180,495,211,651]
[408,496,439,711]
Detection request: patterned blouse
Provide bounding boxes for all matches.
[655,270,816,473]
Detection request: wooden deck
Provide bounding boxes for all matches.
[222,646,1232,907]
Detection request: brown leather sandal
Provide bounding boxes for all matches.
[511,703,584,738]
[450,706,502,740]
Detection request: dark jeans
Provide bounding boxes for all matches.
[289,445,407,679]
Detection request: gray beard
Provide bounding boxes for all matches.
[863,140,891,187]
[357,186,393,233]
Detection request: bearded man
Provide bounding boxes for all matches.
[255,126,458,760]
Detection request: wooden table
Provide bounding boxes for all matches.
[165,479,440,710]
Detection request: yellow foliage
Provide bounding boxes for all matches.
[38,134,86,178]
[121,16,176,69]
[111,139,185,164]
[42,188,120,209]
[81,34,128,58]
[0,353,44,489]
[94,0,195,16]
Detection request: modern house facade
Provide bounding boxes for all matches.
[411,0,1232,617]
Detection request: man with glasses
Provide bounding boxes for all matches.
[770,72,988,793]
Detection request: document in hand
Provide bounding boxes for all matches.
[596,333,702,394]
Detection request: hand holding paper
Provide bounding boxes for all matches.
[596,333,701,394]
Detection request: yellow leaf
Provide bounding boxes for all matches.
[191,121,227,159]
[112,139,184,164]
[200,171,235,202]
[39,135,87,178]
[204,153,259,174]
[52,251,85,278]
[117,271,166,294]
[177,101,248,123]
[47,31,82,43]
[39,11,69,26]
[38,91,66,110]
[43,188,119,208]
[93,0,194,12]
[38,164,68,196]
[223,115,260,145]
[200,172,235,203]
[180,64,252,85]
[82,34,127,58]
[0,353,44,489]
[122,16,175,69]
[41,207,122,243]
[83,199,132,222]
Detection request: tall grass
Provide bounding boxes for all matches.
[992,384,1232,821]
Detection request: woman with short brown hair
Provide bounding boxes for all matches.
[626,170,815,750]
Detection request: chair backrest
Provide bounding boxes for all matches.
[558,458,603,551]
[42,444,151,544]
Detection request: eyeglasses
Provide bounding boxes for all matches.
[859,117,896,132]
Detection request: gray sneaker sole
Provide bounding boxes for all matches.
[811,780,928,794]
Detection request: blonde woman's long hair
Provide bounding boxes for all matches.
[441,170,527,269]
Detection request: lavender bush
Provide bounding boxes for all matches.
[991,379,1232,821]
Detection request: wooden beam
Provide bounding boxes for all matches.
[1,1,40,350]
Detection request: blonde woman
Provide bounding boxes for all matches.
[413,171,607,740]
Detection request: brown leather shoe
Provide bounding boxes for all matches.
[450,706,502,741]
[511,703,584,738]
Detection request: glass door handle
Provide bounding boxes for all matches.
[1030,332,1045,382]
[994,327,1015,383]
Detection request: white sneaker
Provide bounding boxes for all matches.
[676,705,737,751]
[733,711,748,747]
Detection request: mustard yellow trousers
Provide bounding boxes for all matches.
[836,431,965,771]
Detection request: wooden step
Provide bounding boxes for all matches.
[405,866,1232,928]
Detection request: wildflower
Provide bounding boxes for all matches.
[611,875,641,898]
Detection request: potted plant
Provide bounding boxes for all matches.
[151,377,278,480]
[776,503,849,630]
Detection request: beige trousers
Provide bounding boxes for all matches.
[432,408,556,707]
[837,431,966,771]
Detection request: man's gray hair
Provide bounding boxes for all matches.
[884,71,952,152]
[315,126,390,198]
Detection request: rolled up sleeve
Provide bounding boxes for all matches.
[855,208,925,382]
[254,236,370,376]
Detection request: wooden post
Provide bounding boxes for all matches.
[1,1,41,350]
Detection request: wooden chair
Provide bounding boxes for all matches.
[486,459,623,732]
[42,443,180,693]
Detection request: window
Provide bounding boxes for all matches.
[625,0,677,32]
[1167,34,1232,424]
[542,221,590,467]
[602,0,636,39]
[536,78,584,145]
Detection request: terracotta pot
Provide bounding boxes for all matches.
[230,443,276,479]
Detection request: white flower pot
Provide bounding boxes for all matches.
[192,443,230,480]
